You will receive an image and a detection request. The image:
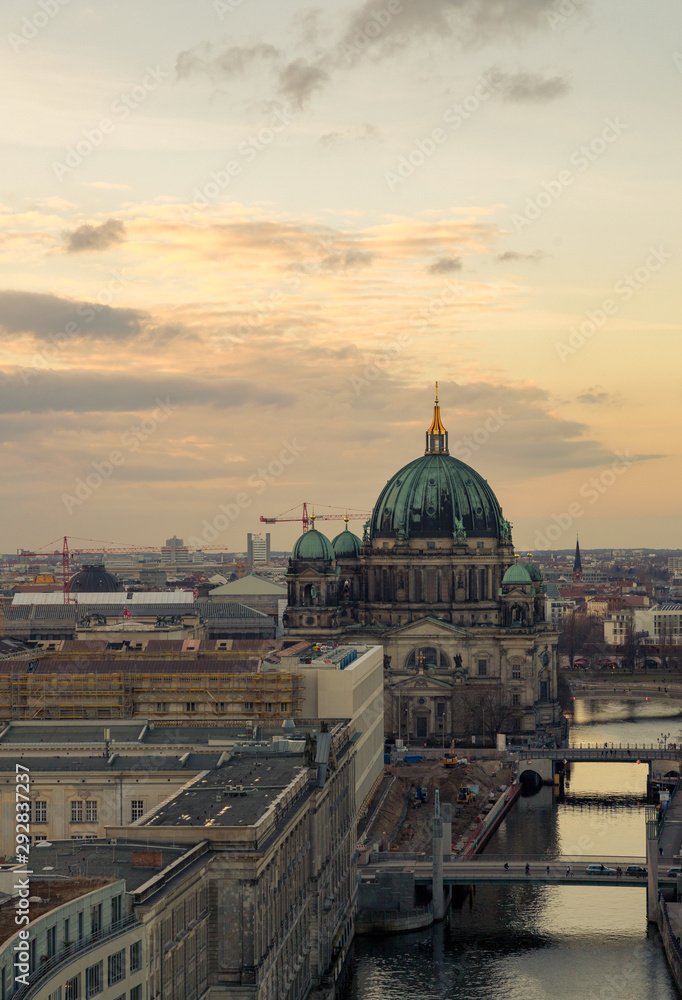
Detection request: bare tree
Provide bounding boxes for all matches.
[460,686,515,745]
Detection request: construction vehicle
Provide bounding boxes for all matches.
[443,754,457,768]
[457,786,477,805]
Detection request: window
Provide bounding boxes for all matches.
[265,703,273,712]
[33,800,47,823]
[436,702,446,718]
[107,950,125,987]
[477,541,484,549]
[512,664,522,680]
[281,702,288,711]
[477,659,487,677]
[78,912,84,942]
[85,961,102,998]
[156,702,167,712]
[85,801,98,822]
[47,925,56,958]
[65,979,80,1000]
[71,801,83,823]
[245,702,254,711]
[90,903,102,938]
[111,895,122,926]
[131,800,145,822]
[512,694,521,707]
[34,834,47,842]
[130,941,142,972]
[130,986,142,1000]
[186,702,196,712]
[49,988,63,1000]
[63,918,70,946]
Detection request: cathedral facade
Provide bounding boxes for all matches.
[285,392,562,743]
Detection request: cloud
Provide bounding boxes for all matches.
[176,42,280,81]
[496,250,550,262]
[0,371,294,415]
[427,256,463,274]
[576,387,612,405]
[489,68,570,102]
[62,219,126,254]
[319,249,373,271]
[0,290,144,340]
[277,58,329,107]
[319,123,382,147]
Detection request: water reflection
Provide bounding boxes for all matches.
[340,699,682,1000]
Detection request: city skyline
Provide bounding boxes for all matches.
[0,0,680,553]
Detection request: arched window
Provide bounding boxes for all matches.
[405,646,450,670]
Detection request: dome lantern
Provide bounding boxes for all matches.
[425,381,449,455]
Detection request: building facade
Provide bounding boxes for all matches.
[285,392,561,742]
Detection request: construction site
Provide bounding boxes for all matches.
[364,753,514,855]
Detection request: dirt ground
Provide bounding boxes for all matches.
[368,756,513,853]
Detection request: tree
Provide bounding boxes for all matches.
[558,610,604,668]
[460,686,515,745]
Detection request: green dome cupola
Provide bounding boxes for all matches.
[501,563,532,586]
[332,518,362,558]
[370,387,506,540]
[291,516,335,561]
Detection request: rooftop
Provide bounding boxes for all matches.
[0,878,112,946]
[0,753,224,772]
[145,754,308,828]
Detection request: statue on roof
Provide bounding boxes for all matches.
[500,518,513,542]
[453,517,466,541]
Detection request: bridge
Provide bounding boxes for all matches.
[511,744,681,784]
[365,856,657,887]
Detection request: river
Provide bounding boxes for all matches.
[339,697,682,1000]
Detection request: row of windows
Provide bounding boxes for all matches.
[27,800,145,825]
[60,943,141,999]
[169,701,287,713]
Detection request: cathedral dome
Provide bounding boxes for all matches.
[291,526,335,561]
[501,563,532,585]
[332,522,361,559]
[370,389,505,541]
[70,564,122,593]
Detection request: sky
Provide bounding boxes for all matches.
[0,0,680,556]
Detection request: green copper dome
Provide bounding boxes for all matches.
[525,560,543,583]
[332,523,362,558]
[370,390,506,541]
[502,563,532,585]
[291,527,335,561]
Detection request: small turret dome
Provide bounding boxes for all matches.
[502,563,532,586]
[525,560,543,583]
[291,525,335,562]
[332,521,361,559]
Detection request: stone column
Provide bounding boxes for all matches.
[442,803,452,862]
[432,816,444,920]
[646,804,659,923]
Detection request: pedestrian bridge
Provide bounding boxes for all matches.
[364,856,659,887]
[511,744,680,784]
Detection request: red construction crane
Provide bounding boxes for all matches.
[260,502,370,533]
[15,536,71,604]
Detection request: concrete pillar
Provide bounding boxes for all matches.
[442,803,452,862]
[646,804,659,923]
[432,816,444,920]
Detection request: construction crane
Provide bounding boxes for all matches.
[15,536,71,604]
[260,502,370,533]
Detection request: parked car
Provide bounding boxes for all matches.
[667,867,682,877]
[625,866,647,877]
[586,864,617,875]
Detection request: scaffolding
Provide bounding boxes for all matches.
[0,666,306,721]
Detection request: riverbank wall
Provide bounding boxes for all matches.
[657,897,682,995]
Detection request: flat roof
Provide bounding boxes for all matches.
[17,842,191,891]
[145,755,307,828]
[0,753,223,772]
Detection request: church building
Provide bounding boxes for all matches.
[285,390,562,744]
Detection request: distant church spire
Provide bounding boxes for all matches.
[573,536,583,583]
[425,382,449,455]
